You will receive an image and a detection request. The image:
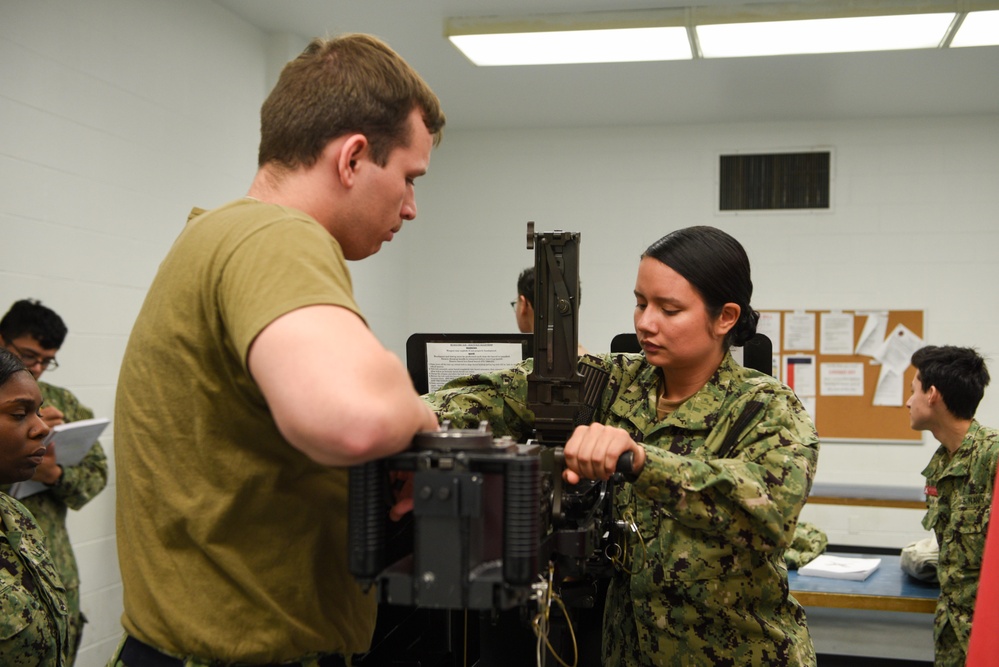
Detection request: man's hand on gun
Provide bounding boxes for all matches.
[562,423,646,484]
[389,471,414,521]
[388,403,441,521]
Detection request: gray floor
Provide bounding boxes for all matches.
[807,606,934,663]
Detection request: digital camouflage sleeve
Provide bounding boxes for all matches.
[0,493,69,666]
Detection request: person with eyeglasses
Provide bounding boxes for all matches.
[0,298,108,666]
[513,266,588,355]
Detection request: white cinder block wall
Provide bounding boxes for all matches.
[1,1,269,664]
[2,1,998,665]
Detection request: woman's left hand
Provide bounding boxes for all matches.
[562,423,646,484]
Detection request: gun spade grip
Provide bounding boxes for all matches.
[348,462,387,578]
[503,456,540,585]
[617,451,635,475]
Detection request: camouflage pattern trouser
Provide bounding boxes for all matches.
[934,622,966,667]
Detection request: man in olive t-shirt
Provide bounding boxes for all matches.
[110,34,445,666]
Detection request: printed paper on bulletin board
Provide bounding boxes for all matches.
[766,309,924,443]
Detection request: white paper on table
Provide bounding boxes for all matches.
[798,554,882,581]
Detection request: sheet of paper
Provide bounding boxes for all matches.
[820,311,855,355]
[783,311,816,352]
[873,323,925,375]
[756,311,782,352]
[873,365,905,407]
[854,311,889,357]
[798,554,882,581]
[783,354,817,397]
[425,342,523,393]
[820,362,865,396]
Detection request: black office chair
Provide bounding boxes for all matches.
[610,332,773,376]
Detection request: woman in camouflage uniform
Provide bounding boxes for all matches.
[426,226,819,666]
[0,349,70,666]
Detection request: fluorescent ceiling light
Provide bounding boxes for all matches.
[951,10,999,47]
[697,13,956,58]
[449,26,691,66]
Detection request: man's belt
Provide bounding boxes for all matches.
[121,635,349,667]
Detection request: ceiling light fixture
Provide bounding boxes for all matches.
[449,26,691,66]
[950,9,999,47]
[697,13,956,58]
[445,1,999,66]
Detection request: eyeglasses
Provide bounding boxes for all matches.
[6,342,59,371]
[510,300,517,309]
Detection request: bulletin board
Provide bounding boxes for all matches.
[763,310,924,443]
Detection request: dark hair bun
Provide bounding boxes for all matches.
[731,308,760,347]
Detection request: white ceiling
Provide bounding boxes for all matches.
[212,0,999,130]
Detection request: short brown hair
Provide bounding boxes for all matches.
[258,33,445,170]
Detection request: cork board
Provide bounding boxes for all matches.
[766,310,924,443]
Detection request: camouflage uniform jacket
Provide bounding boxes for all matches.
[425,352,820,666]
[921,420,999,661]
[0,492,70,666]
[1,382,108,665]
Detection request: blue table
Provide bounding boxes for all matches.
[788,554,939,613]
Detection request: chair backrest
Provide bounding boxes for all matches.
[609,332,642,354]
[610,332,773,376]
[741,333,773,376]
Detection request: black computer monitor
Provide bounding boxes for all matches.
[406,333,533,395]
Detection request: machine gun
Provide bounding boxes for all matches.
[348,225,625,663]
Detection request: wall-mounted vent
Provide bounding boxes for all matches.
[719,151,831,211]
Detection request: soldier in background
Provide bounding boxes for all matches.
[512,266,536,335]
[908,345,999,666]
[513,266,588,355]
[0,299,107,665]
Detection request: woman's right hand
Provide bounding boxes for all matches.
[562,423,646,484]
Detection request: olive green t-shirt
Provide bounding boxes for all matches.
[115,199,376,662]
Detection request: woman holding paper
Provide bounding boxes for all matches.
[426,226,820,666]
[0,348,69,666]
